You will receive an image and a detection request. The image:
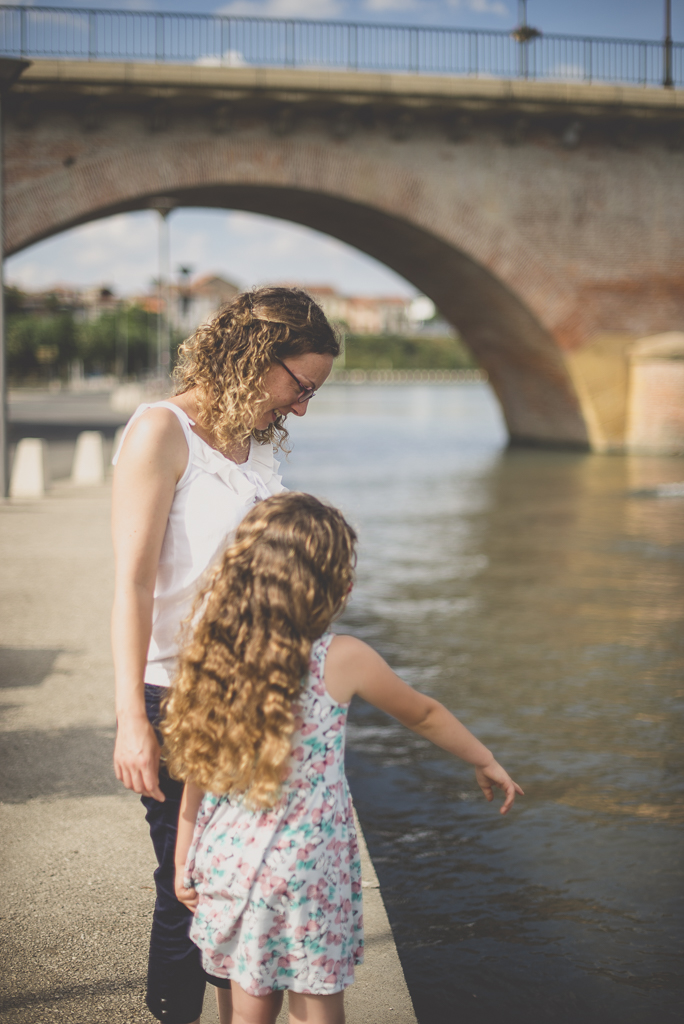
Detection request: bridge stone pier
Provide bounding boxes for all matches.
[4,61,684,451]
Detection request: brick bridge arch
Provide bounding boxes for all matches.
[6,137,588,446]
[7,62,684,448]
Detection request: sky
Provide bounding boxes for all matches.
[6,1,684,41]
[7,210,416,297]
[6,1,682,299]
[6,2,682,41]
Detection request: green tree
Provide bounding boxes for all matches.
[6,289,79,381]
[119,305,159,377]
[5,288,163,382]
[342,333,476,371]
[77,310,118,375]
[78,305,181,377]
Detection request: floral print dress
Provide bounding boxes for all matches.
[184,632,364,996]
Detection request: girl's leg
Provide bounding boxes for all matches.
[288,992,344,1024]
[215,985,233,1024]
[230,983,284,1024]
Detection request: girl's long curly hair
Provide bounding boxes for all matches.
[161,492,357,808]
[173,286,339,451]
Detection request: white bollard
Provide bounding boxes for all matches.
[10,438,48,498]
[71,431,105,485]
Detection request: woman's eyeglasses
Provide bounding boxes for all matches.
[275,358,317,403]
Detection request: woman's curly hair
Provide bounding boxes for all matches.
[161,492,357,809]
[173,286,339,451]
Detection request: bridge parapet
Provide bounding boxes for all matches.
[10,61,684,149]
[0,4,682,89]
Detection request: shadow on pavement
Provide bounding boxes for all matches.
[0,647,63,689]
[0,727,119,803]
[0,975,147,1016]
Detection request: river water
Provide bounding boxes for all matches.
[283,383,684,1024]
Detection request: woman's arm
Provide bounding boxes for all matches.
[174,781,204,911]
[111,409,188,802]
[325,635,524,814]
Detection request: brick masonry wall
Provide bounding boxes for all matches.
[628,361,684,453]
[4,68,684,448]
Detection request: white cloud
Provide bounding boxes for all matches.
[363,0,422,11]
[6,212,158,294]
[215,0,343,17]
[195,49,247,67]
[448,0,509,17]
[6,209,416,299]
[551,62,585,81]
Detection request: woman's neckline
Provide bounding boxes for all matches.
[162,400,252,466]
[191,428,253,467]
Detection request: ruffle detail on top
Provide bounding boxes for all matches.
[188,436,282,504]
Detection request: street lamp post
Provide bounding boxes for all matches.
[511,0,541,80]
[519,0,528,78]
[149,196,177,380]
[0,58,30,499]
[116,303,129,380]
[177,264,193,337]
[664,0,673,88]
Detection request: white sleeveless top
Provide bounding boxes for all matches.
[113,401,285,687]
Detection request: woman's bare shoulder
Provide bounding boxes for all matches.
[117,406,188,477]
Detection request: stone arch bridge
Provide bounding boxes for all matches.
[4,60,684,450]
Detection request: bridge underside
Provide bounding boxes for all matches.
[153,186,590,448]
[8,180,591,448]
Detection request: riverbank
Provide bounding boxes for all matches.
[6,380,494,483]
[0,479,416,1023]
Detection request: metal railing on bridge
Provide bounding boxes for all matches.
[0,4,681,89]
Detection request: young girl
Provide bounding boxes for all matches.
[163,492,523,1024]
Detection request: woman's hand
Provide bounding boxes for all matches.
[113,713,165,802]
[175,867,199,912]
[475,759,524,815]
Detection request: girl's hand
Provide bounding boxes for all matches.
[174,782,204,914]
[475,760,524,814]
[175,867,199,912]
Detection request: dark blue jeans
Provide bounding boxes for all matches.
[143,685,230,1024]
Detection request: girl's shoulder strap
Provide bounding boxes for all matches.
[308,631,335,673]
[112,400,195,465]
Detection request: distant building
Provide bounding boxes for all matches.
[79,285,119,320]
[298,285,350,326]
[133,292,162,316]
[8,277,453,340]
[14,283,129,322]
[170,274,240,334]
[344,295,411,335]
[285,285,450,337]
[170,280,453,338]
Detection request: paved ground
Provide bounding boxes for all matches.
[0,479,416,1024]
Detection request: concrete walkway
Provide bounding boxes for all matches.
[0,481,416,1024]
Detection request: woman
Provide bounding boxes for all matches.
[111,287,339,1024]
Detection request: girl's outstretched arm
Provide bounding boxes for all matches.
[174,781,205,910]
[325,635,524,814]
